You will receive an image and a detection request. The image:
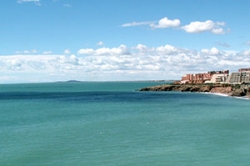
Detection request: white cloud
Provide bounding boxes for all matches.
[201,47,220,55]
[64,49,71,54]
[212,28,225,34]
[97,41,104,46]
[243,50,250,56]
[55,54,79,65]
[17,0,41,5]
[122,18,228,35]
[122,17,180,29]
[6,59,23,70]
[78,45,130,55]
[77,48,95,55]
[150,17,180,28]
[16,49,38,54]
[43,51,52,54]
[1,45,250,83]
[135,44,148,52]
[181,20,226,34]
[155,44,177,54]
[122,21,153,27]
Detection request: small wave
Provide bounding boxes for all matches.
[201,92,250,100]
[233,96,250,100]
[200,92,229,97]
[209,92,230,97]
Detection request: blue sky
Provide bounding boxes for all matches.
[1,0,250,83]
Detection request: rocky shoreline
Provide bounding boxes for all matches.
[139,84,250,97]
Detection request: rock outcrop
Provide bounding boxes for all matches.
[139,84,250,97]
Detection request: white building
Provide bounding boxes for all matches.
[228,72,250,84]
[205,74,228,84]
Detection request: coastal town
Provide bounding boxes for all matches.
[178,68,250,85]
[140,68,250,97]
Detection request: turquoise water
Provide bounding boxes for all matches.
[1,82,250,166]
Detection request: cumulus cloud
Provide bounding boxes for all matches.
[6,59,23,70]
[156,44,178,54]
[122,17,227,35]
[56,54,79,65]
[135,44,149,52]
[181,20,226,34]
[77,48,95,55]
[64,49,71,54]
[1,44,250,83]
[150,17,180,28]
[122,17,180,29]
[243,50,250,56]
[201,47,220,55]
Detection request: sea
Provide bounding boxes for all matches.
[0,81,250,166]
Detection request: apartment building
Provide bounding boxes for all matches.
[228,71,250,84]
[181,70,229,84]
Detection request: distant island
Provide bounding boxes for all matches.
[65,80,83,83]
[55,80,83,83]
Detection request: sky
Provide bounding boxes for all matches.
[1,0,250,83]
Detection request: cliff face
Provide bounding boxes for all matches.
[139,84,250,97]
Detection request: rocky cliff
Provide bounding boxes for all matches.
[139,84,250,97]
